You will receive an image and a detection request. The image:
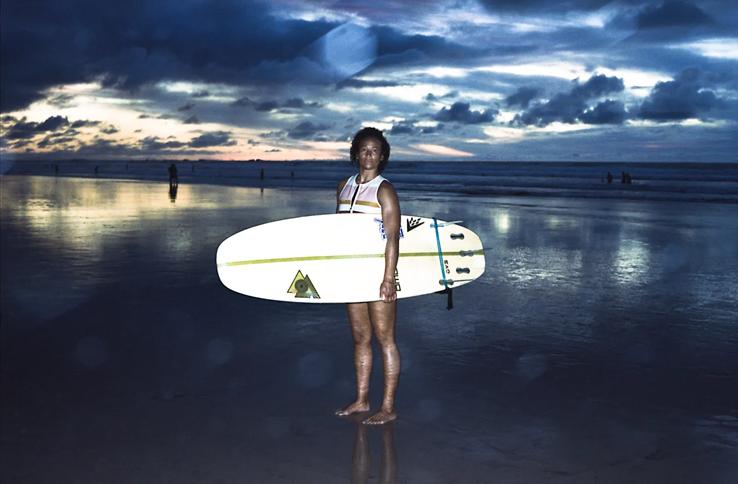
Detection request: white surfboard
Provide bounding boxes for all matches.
[216,213,485,303]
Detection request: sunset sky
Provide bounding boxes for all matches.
[1,0,737,162]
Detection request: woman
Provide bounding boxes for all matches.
[335,127,401,425]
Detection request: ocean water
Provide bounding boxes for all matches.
[5,159,738,203]
[2,175,738,483]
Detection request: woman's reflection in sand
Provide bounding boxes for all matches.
[351,422,397,484]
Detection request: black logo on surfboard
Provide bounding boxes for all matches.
[288,270,320,299]
[406,217,424,232]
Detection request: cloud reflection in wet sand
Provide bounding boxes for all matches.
[2,176,737,482]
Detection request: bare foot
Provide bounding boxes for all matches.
[335,401,370,416]
[362,409,396,425]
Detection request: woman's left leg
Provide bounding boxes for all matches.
[364,300,400,425]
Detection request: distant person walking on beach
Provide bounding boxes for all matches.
[335,127,401,425]
[607,172,613,184]
[168,163,178,188]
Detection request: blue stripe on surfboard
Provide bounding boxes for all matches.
[432,217,448,289]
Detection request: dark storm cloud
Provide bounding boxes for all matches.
[177,103,195,112]
[141,136,187,151]
[183,115,201,124]
[1,0,331,111]
[4,137,29,149]
[283,99,307,108]
[433,102,497,124]
[6,115,69,139]
[287,121,331,139]
[30,134,238,157]
[336,79,404,89]
[255,101,280,112]
[36,115,70,132]
[371,25,484,69]
[505,87,539,109]
[425,91,458,102]
[389,121,417,135]
[37,135,78,149]
[573,75,625,99]
[260,130,283,139]
[420,124,444,134]
[141,131,236,152]
[190,131,237,148]
[476,0,612,13]
[232,97,320,111]
[614,1,726,43]
[638,68,722,121]
[34,128,81,149]
[636,1,713,29]
[47,94,77,108]
[1,0,481,112]
[514,74,624,126]
[282,97,322,109]
[580,100,628,124]
[71,119,101,128]
[138,113,176,120]
[388,119,442,136]
[231,97,254,108]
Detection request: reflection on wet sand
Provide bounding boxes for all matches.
[350,422,397,484]
[169,183,178,203]
[3,176,737,482]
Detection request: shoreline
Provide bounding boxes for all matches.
[3,156,738,205]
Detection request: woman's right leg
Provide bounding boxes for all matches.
[336,302,373,416]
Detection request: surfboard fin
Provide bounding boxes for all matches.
[435,287,453,310]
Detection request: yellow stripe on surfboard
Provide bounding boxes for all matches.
[220,249,484,268]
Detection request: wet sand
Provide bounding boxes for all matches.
[2,176,737,483]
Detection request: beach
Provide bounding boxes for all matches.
[2,174,738,483]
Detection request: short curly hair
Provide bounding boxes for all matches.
[349,127,391,173]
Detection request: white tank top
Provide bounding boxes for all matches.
[337,174,387,214]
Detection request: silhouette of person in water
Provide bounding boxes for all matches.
[607,171,613,184]
[168,163,178,188]
[335,127,401,425]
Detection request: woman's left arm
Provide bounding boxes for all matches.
[377,181,401,302]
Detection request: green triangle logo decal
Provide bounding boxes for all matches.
[287,270,321,299]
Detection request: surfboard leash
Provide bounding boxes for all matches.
[432,217,454,310]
